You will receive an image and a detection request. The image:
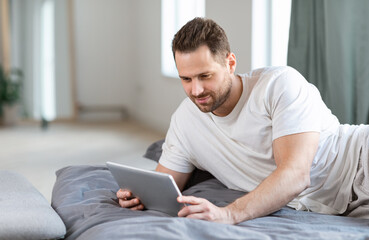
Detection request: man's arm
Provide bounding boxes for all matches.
[155,163,192,191]
[177,132,319,224]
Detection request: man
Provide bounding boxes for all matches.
[117,17,369,224]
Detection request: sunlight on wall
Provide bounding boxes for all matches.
[40,0,56,121]
[252,0,291,69]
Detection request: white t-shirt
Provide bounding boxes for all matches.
[159,66,364,215]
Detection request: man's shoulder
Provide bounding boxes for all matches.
[248,66,305,89]
[239,66,299,87]
[246,66,297,79]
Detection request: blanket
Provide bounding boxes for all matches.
[51,165,369,240]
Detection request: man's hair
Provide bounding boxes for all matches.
[172,17,231,65]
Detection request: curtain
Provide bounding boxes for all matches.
[287,0,369,124]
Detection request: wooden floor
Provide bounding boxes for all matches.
[0,120,165,202]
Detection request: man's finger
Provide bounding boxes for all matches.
[186,212,208,220]
[131,204,145,211]
[117,189,132,199]
[177,196,204,205]
[118,198,140,208]
[178,204,205,217]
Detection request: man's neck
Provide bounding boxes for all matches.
[212,74,243,117]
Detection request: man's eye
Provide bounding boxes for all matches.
[182,78,191,82]
[201,74,211,79]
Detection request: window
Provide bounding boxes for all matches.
[161,0,205,78]
[40,0,56,121]
[252,0,292,69]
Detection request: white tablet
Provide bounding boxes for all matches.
[106,161,184,216]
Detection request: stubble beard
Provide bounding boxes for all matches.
[191,77,233,114]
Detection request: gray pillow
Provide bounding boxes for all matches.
[0,170,66,240]
[143,139,165,161]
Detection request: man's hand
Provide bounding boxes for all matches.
[177,196,234,224]
[116,189,145,210]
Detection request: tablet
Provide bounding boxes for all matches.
[106,161,184,216]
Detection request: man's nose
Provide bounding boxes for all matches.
[191,79,204,97]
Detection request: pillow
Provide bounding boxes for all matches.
[0,170,66,240]
[143,139,165,161]
[143,139,215,189]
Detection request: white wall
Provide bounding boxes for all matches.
[206,0,252,74]
[54,0,73,119]
[130,0,187,132]
[73,0,136,119]
[73,0,253,133]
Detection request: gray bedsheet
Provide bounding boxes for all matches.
[52,165,369,240]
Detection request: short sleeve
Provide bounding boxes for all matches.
[159,112,195,173]
[265,67,322,140]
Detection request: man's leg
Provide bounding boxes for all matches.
[345,131,369,219]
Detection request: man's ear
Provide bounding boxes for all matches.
[227,52,237,74]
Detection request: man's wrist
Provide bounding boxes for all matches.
[222,206,236,224]
[224,200,253,224]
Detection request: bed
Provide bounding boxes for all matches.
[51,140,369,240]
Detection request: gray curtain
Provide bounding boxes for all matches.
[287,0,369,124]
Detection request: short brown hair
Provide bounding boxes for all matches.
[172,17,231,65]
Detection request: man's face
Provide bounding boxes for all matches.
[175,45,233,116]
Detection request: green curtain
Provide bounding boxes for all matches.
[287,0,369,124]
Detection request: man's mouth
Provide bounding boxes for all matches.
[195,96,210,105]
